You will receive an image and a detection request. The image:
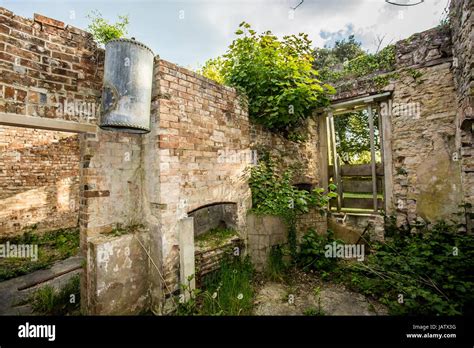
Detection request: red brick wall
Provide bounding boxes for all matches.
[147,59,253,296]
[0,126,80,236]
[0,7,103,122]
[0,8,104,236]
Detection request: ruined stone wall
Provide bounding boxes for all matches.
[331,26,463,225]
[296,208,327,237]
[450,0,473,231]
[391,27,462,225]
[247,213,287,271]
[0,126,79,236]
[250,119,321,186]
[250,119,326,238]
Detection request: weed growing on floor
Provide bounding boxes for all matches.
[297,229,343,278]
[346,220,474,315]
[297,219,474,315]
[266,245,291,282]
[176,256,255,316]
[30,274,81,315]
[0,227,79,281]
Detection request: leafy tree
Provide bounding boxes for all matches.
[334,110,380,165]
[87,10,130,45]
[197,57,226,85]
[313,35,366,73]
[313,35,395,82]
[200,22,335,133]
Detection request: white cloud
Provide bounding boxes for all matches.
[191,0,448,67]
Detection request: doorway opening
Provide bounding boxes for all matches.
[325,94,391,214]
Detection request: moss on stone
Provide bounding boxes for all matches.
[195,227,238,249]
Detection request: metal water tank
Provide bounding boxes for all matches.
[100,38,154,133]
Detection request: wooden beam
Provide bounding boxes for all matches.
[331,92,392,112]
[0,112,97,133]
[343,178,384,194]
[327,111,341,212]
[329,164,384,177]
[381,102,395,215]
[318,113,329,192]
[367,105,378,212]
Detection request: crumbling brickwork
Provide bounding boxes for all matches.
[0,7,104,237]
[250,119,321,186]
[1,5,471,316]
[0,126,79,236]
[331,26,463,225]
[144,59,253,308]
[0,8,103,123]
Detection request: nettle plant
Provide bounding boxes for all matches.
[248,158,337,258]
[200,22,335,134]
[87,10,130,45]
[348,218,474,315]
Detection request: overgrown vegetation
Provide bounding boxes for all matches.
[176,256,254,316]
[297,229,342,280]
[30,274,81,315]
[248,157,337,259]
[87,10,129,45]
[266,245,289,281]
[195,227,237,249]
[347,220,474,315]
[295,217,474,315]
[199,22,335,134]
[0,227,79,281]
[313,35,396,83]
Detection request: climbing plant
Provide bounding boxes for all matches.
[87,10,129,45]
[248,158,337,258]
[200,22,335,134]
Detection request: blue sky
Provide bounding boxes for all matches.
[1,0,449,69]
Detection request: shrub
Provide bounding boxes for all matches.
[316,44,396,83]
[348,221,474,315]
[297,229,343,276]
[87,10,129,45]
[248,158,337,258]
[200,22,335,133]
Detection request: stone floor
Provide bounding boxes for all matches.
[253,271,388,316]
[0,255,83,315]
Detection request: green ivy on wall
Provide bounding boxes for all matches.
[248,158,337,258]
